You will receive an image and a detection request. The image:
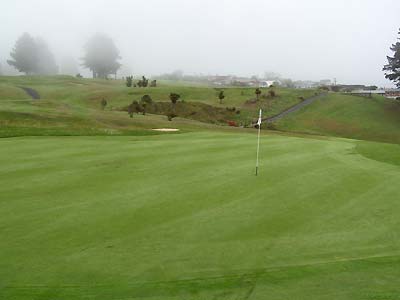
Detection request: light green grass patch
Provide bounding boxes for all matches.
[0,132,399,299]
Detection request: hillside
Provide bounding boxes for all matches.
[274,93,400,144]
[0,76,317,137]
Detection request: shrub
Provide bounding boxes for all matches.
[100,98,107,110]
[150,80,157,87]
[298,96,305,101]
[268,90,276,98]
[218,90,225,104]
[141,94,153,104]
[137,76,149,87]
[255,88,261,100]
[227,120,238,127]
[169,93,181,104]
[127,100,143,117]
[126,75,133,87]
[167,113,177,121]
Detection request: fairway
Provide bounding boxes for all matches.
[1,132,400,299]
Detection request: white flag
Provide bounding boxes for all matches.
[257,109,262,126]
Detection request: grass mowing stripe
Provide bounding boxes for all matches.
[1,132,400,299]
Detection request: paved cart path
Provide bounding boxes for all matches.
[19,87,40,100]
[264,92,328,123]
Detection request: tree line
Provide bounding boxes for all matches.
[6,32,121,79]
[4,28,400,87]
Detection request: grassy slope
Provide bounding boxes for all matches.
[275,93,400,144]
[1,132,400,299]
[0,76,317,136]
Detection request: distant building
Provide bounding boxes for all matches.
[385,89,400,99]
[209,75,233,86]
[259,80,275,88]
[319,79,331,86]
[348,90,386,97]
[231,77,254,87]
[293,80,319,89]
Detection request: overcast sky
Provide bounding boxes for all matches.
[1,0,399,86]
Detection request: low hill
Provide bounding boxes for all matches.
[0,75,317,137]
[274,93,400,144]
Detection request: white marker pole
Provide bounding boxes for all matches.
[255,109,262,176]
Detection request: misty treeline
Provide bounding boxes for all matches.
[7,33,58,75]
[6,32,121,78]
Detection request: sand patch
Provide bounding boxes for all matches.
[152,128,180,132]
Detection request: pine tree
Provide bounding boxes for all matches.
[7,33,38,74]
[383,28,400,88]
[7,33,58,75]
[82,33,121,79]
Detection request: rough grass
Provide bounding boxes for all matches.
[0,132,399,299]
[275,93,400,144]
[0,75,318,136]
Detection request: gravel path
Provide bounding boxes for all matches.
[19,87,40,100]
[264,92,328,123]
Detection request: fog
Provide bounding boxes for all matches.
[1,0,399,86]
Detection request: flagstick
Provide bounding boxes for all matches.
[255,108,262,176]
[255,122,261,176]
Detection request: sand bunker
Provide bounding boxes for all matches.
[151,128,180,132]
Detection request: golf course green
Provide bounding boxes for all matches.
[1,131,400,299]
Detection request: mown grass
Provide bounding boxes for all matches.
[275,93,400,144]
[0,132,399,299]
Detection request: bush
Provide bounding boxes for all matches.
[127,100,143,117]
[126,75,133,87]
[298,96,305,101]
[141,94,153,104]
[100,98,107,110]
[255,88,261,100]
[268,90,276,98]
[167,113,177,121]
[227,120,238,127]
[218,90,225,104]
[169,93,181,104]
[137,76,148,87]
